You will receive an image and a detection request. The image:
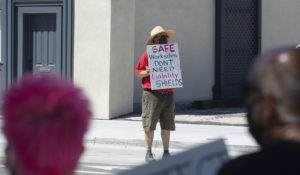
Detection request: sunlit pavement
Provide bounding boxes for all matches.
[0,119,258,175]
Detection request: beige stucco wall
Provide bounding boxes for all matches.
[110,0,135,117]
[134,0,215,105]
[73,0,300,118]
[262,0,300,51]
[74,0,135,119]
[74,0,111,119]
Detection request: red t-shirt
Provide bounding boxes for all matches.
[136,51,174,92]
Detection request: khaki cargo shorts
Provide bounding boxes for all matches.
[142,90,175,132]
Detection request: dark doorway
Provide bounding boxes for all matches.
[17,7,62,77]
[23,14,61,74]
[214,0,261,100]
[0,0,73,99]
[0,3,5,103]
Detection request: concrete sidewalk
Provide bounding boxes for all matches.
[116,107,247,126]
[78,120,257,174]
[0,117,255,175]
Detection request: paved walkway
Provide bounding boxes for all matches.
[0,107,253,175]
[0,106,247,126]
[116,107,247,126]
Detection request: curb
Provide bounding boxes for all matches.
[115,110,248,126]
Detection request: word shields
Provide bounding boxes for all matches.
[147,43,183,90]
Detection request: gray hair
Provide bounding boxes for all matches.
[247,48,300,121]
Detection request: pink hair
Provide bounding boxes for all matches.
[2,74,92,175]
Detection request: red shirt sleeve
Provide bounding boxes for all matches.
[136,51,148,75]
[136,51,173,91]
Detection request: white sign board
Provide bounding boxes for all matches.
[117,139,229,175]
[147,43,183,90]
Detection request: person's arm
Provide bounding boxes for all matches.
[137,66,150,78]
[136,52,150,78]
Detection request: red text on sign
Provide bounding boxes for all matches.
[152,44,175,53]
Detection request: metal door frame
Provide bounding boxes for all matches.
[0,1,7,98]
[213,0,262,100]
[0,0,73,89]
[17,6,62,77]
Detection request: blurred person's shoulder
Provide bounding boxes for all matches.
[219,141,300,175]
[218,151,260,175]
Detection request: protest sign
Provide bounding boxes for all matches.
[117,139,229,175]
[147,43,183,90]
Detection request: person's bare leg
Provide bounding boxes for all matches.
[145,131,156,162]
[161,129,170,150]
[161,130,171,158]
[145,131,154,150]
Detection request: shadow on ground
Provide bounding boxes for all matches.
[116,102,246,119]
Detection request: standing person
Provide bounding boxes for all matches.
[2,74,92,175]
[136,26,176,162]
[218,47,300,175]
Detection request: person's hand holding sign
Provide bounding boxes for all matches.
[145,66,150,75]
[137,66,151,78]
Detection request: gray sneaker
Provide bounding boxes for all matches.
[145,153,155,162]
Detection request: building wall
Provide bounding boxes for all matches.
[262,0,300,51]
[74,0,135,119]
[110,0,135,117]
[134,0,216,105]
[73,0,300,118]
[74,0,111,118]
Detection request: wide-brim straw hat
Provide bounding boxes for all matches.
[146,26,176,45]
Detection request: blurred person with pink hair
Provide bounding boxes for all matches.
[1,74,92,175]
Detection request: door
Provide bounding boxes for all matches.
[17,7,62,76]
[214,0,261,100]
[0,5,5,103]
